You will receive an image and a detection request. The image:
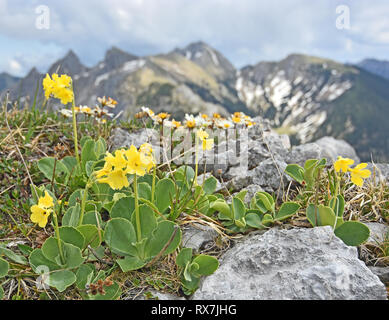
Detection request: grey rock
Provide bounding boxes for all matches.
[314,136,360,163]
[286,143,324,166]
[182,223,219,252]
[226,168,256,191]
[192,226,387,300]
[252,158,290,194]
[110,127,159,151]
[368,266,389,284]
[365,222,389,244]
[197,173,224,192]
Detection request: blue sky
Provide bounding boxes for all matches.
[1,0,388,77]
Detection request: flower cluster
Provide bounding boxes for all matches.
[30,192,54,228]
[96,143,156,190]
[43,73,74,105]
[334,156,371,187]
[136,107,256,130]
[60,96,116,123]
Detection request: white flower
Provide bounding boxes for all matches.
[59,109,72,118]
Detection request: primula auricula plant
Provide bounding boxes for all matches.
[285,156,372,246]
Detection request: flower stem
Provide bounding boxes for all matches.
[71,94,81,171]
[134,174,141,242]
[194,134,199,186]
[78,181,91,227]
[151,166,156,203]
[52,212,65,265]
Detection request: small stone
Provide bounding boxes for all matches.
[365,222,389,244]
[182,223,218,252]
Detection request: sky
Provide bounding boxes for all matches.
[0,0,388,77]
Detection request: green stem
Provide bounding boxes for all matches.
[194,134,199,186]
[78,181,91,227]
[134,174,141,242]
[52,212,65,265]
[151,166,157,203]
[71,92,81,171]
[331,173,340,212]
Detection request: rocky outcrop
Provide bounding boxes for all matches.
[192,226,387,300]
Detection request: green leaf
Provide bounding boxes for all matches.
[77,225,103,249]
[110,196,135,221]
[116,256,147,272]
[83,211,103,227]
[81,140,97,171]
[235,190,248,202]
[0,245,28,265]
[75,264,95,290]
[285,164,305,184]
[17,244,33,256]
[203,176,217,195]
[334,221,370,246]
[0,257,9,277]
[29,249,60,273]
[94,137,107,158]
[37,157,69,182]
[45,270,76,292]
[245,212,263,229]
[59,227,85,249]
[192,255,219,276]
[262,214,274,226]
[0,286,3,299]
[329,195,345,217]
[232,197,246,220]
[138,182,152,201]
[146,221,181,257]
[256,192,275,213]
[104,218,137,256]
[62,204,81,227]
[176,248,193,268]
[317,205,337,227]
[155,178,175,213]
[131,205,157,240]
[306,204,320,227]
[61,156,78,175]
[210,199,231,218]
[275,202,300,221]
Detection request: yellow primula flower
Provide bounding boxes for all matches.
[30,191,54,228]
[196,129,209,140]
[334,156,354,173]
[42,73,74,105]
[98,168,130,190]
[348,163,371,187]
[202,138,214,151]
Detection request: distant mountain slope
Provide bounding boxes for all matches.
[236,54,389,161]
[358,58,389,81]
[0,72,20,92]
[2,43,389,161]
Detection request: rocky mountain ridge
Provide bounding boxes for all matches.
[2,42,389,161]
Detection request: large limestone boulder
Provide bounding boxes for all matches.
[192,226,387,300]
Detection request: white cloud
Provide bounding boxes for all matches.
[0,0,388,76]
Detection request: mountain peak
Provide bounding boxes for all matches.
[174,41,236,80]
[103,46,138,69]
[357,58,389,80]
[48,49,85,76]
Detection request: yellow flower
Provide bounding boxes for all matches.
[98,168,130,190]
[202,139,214,151]
[185,120,196,128]
[196,129,209,140]
[171,120,182,128]
[201,114,208,119]
[334,156,354,173]
[213,113,221,119]
[232,116,242,124]
[30,191,54,228]
[349,163,371,187]
[42,73,74,105]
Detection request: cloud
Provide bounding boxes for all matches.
[0,0,388,76]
